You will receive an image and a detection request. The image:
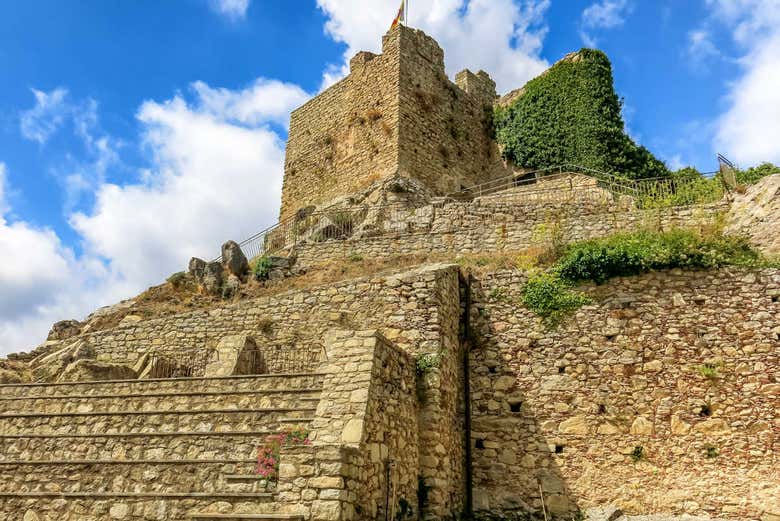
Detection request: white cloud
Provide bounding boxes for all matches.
[20,88,69,144]
[70,79,308,294]
[192,79,308,127]
[580,0,632,47]
[209,0,250,20]
[1,78,308,355]
[707,0,780,165]
[316,0,550,94]
[0,163,131,354]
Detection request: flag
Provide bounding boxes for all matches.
[391,0,405,29]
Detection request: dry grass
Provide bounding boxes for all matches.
[68,250,546,338]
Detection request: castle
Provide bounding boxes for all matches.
[0,25,778,521]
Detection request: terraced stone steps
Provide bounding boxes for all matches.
[0,459,261,493]
[0,430,283,461]
[1,495,282,521]
[0,407,316,435]
[0,388,321,414]
[0,373,324,520]
[0,373,327,397]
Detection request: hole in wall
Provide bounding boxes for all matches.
[605,334,617,341]
[509,401,522,413]
[772,295,779,303]
[488,365,497,374]
[475,439,485,449]
[598,404,607,414]
[554,444,564,454]
[558,366,566,374]
[699,404,712,417]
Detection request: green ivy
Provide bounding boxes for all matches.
[494,49,669,179]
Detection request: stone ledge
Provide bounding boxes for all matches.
[0,388,323,402]
[0,407,317,419]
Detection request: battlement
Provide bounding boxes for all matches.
[280,26,509,220]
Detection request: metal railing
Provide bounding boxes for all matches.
[447,164,726,208]
[146,349,220,379]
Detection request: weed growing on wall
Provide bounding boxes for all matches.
[697,363,720,380]
[494,49,669,179]
[521,272,591,326]
[631,446,645,462]
[415,353,441,376]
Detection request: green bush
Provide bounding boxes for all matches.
[415,353,440,376]
[494,49,669,179]
[554,230,760,284]
[735,162,779,185]
[521,273,591,324]
[253,256,273,280]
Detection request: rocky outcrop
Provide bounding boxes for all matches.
[727,174,780,255]
[57,359,137,382]
[30,339,96,382]
[46,320,82,341]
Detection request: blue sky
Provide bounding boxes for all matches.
[1,0,779,353]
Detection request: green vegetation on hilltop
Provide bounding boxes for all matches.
[494,49,669,179]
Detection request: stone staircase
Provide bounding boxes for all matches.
[0,373,324,521]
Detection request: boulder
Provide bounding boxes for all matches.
[47,320,82,341]
[201,261,224,296]
[222,274,241,299]
[57,359,137,383]
[221,240,249,279]
[204,335,265,377]
[188,257,207,279]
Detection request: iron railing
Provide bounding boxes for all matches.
[146,349,220,379]
[239,347,323,374]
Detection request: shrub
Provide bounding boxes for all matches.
[348,252,364,262]
[735,162,779,185]
[631,445,645,462]
[554,230,760,284]
[521,273,591,325]
[488,287,508,302]
[698,363,720,380]
[256,427,310,481]
[253,256,273,280]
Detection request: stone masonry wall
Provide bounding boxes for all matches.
[295,196,727,268]
[277,330,419,520]
[396,28,508,196]
[469,268,780,520]
[280,26,510,221]
[280,31,401,221]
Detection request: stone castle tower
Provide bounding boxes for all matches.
[280,25,509,220]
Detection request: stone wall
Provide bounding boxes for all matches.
[280,25,509,221]
[277,330,420,520]
[396,28,508,196]
[295,196,727,268]
[468,267,780,520]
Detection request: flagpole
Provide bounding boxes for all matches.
[404,0,409,26]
